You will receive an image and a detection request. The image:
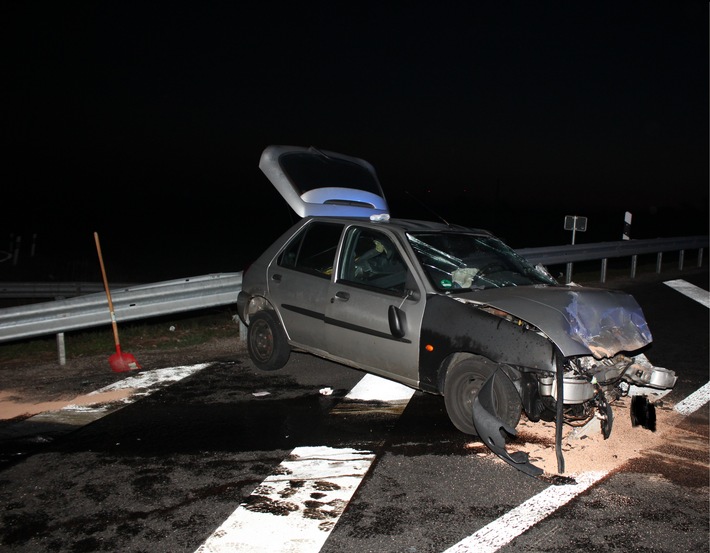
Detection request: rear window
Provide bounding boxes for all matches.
[279,151,382,196]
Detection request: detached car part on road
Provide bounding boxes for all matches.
[238,145,677,476]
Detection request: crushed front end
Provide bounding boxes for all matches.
[528,351,677,439]
[468,286,677,477]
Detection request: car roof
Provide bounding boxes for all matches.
[304,216,493,236]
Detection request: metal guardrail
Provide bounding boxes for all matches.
[0,235,706,364]
[518,235,707,283]
[0,273,242,344]
[517,235,707,265]
[517,236,708,284]
[0,281,137,299]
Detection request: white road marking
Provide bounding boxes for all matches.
[663,278,710,415]
[441,471,608,553]
[194,374,415,553]
[1,364,212,438]
[664,279,710,308]
[63,363,212,413]
[194,446,376,553]
[674,381,710,416]
[344,372,416,402]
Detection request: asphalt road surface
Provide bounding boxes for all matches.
[0,272,707,553]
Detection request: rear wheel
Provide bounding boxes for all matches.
[444,357,521,435]
[247,310,290,371]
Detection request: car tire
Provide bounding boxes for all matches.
[247,310,291,371]
[444,357,521,436]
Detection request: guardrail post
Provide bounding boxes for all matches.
[565,262,573,284]
[600,258,608,283]
[678,250,685,270]
[57,332,66,366]
[656,252,663,274]
[630,255,637,278]
[698,248,704,268]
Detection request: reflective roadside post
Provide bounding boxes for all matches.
[624,212,636,277]
[564,215,587,284]
[623,211,632,240]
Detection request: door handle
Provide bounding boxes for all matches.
[332,291,350,302]
[271,273,282,282]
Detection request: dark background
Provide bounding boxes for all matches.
[3,1,708,282]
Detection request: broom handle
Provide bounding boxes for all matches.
[94,232,122,351]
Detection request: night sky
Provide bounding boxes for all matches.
[4,1,708,282]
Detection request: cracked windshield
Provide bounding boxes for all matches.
[408,232,557,291]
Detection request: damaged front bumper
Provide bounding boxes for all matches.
[472,371,544,477]
[472,355,677,480]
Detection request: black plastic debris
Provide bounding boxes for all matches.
[630,395,657,432]
[472,371,544,477]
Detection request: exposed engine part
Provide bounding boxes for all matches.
[573,353,677,390]
[536,354,675,406]
[535,376,612,430]
[539,373,595,404]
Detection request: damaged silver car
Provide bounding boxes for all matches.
[237,145,677,476]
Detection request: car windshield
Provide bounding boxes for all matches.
[407,232,558,291]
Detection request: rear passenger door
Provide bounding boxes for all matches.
[267,221,344,350]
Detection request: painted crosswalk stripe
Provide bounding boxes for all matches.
[194,374,415,553]
[664,279,710,308]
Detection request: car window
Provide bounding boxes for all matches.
[278,221,343,278]
[407,232,557,291]
[338,227,409,294]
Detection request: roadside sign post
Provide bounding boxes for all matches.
[623,211,632,240]
[564,215,588,284]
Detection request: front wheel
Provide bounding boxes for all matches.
[444,357,521,435]
[247,310,291,371]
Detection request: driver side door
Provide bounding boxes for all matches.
[325,226,424,387]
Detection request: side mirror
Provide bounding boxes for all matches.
[388,305,407,339]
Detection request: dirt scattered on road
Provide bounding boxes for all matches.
[462,396,708,480]
[0,336,246,422]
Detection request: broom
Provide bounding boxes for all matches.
[94,232,141,373]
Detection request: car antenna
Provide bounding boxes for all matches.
[405,190,452,227]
